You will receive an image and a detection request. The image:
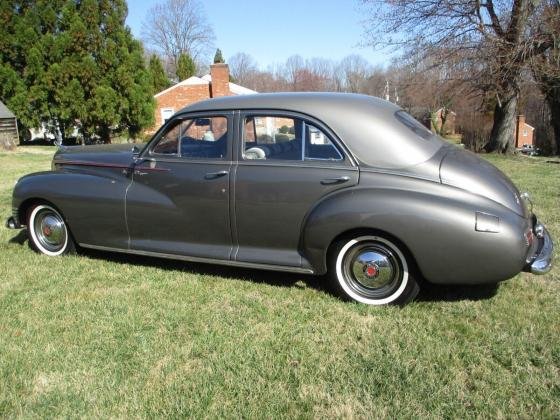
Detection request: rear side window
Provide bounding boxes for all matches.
[394,110,434,141]
[242,115,343,162]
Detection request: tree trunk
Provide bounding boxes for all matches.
[100,125,112,144]
[547,93,560,155]
[487,92,518,153]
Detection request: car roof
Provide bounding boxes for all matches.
[178,92,445,170]
[180,92,396,115]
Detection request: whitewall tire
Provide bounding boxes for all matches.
[27,204,75,256]
[329,235,419,305]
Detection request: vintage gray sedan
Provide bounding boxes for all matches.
[6,93,554,305]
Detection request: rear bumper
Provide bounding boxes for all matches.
[524,223,554,275]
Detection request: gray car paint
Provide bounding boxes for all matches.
[9,92,552,285]
[126,112,234,259]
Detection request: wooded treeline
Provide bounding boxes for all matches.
[0,0,558,153]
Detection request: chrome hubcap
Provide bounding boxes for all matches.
[34,210,67,252]
[351,250,396,289]
[343,242,402,298]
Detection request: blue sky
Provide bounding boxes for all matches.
[125,0,389,68]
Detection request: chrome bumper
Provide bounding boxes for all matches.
[525,223,554,275]
[5,216,21,229]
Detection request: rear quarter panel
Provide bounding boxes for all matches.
[302,171,531,284]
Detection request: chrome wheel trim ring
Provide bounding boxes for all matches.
[28,205,69,256]
[336,236,408,305]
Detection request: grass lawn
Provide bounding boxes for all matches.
[0,146,558,418]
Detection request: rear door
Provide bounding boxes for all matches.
[233,111,359,268]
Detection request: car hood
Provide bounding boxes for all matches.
[53,143,136,166]
[439,147,527,217]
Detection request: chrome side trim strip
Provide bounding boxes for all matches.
[78,243,315,274]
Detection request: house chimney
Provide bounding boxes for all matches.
[210,63,230,98]
[516,115,525,148]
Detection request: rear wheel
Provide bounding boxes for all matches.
[329,235,419,305]
[27,204,75,256]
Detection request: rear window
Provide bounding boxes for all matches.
[394,110,434,141]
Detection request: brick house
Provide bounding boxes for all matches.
[152,63,256,130]
[514,115,534,148]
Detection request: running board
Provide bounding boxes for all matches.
[79,243,315,274]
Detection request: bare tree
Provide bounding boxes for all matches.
[284,55,305,90]
[227,53,388,96]
[229,52,258,86]
[142,0,215,68]
[361,0,555,153]
[337,55,371,93]
[531,0,560,154]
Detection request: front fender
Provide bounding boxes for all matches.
[13,169,130,248]
[301,173,530,284]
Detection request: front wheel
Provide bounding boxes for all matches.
[329,235,419,305]
[27,204,75,256]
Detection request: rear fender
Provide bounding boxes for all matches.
[301,178,530,284]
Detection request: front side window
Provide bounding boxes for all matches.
[151,116,228,159]
[242,115,342,161]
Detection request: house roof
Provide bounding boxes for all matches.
[0,100,16,119]
[154,74,257,98]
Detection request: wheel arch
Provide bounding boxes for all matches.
[325,227,422,279]
[19,197,63,226]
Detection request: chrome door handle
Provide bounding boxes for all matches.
[204,170,229,180]
[321,176,350,185]
[134,170,148,176]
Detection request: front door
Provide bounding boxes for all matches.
[126,113,233,260]
[234,112,359,268]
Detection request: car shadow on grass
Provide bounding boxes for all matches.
[9,229,498,303]
[416,280,499,302]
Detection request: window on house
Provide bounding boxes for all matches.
[161,108,174,123]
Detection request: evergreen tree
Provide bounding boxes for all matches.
[0,0,155,143]
[213,48,225,64]
[148,54,170,94]
[176,53,196,81]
